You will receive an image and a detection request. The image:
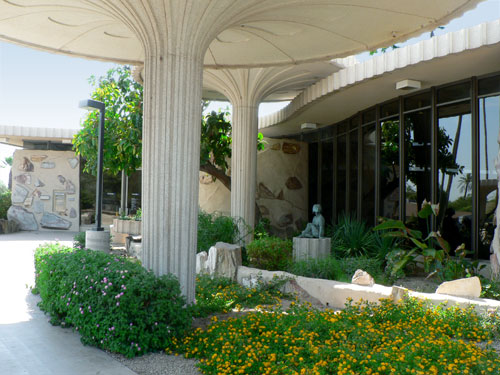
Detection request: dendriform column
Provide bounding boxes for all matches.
[101,0,253,303]
[204,67,328,242]
[231,97,260,242]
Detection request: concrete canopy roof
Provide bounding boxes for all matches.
[259,19,500,137]
[0,125,78,147]
[0,1,483,68]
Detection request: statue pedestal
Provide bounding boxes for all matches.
[293,237,331,262]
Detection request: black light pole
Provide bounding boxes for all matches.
[79,99,105,231]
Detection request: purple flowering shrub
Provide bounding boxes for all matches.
[34,243,190,357]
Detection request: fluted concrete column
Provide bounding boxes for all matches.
[231,101,259,242]
[101,0,248,303]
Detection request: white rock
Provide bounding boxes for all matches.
[351,269,375,287]
[207,242,242,281]
[196,251,208,274]
[436,276,481,298]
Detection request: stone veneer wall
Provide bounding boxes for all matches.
[199,138,308,238]
[8,150,80,231]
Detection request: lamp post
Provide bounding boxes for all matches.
[79,99,110,251]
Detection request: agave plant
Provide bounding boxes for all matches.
[332,214,377,257]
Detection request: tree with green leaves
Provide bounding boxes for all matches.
[74,66,263,191]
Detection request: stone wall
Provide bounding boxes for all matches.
[199,138,308,237]
[8,150,80,231]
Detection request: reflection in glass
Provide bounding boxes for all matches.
[362,124,376,224]
[380,118,400,219]
[349,129,358,217]
[337,135,347,216]
[437,102,472,253]
[321,141,334,225]
[479,95,500,258]
[405,109,431,223]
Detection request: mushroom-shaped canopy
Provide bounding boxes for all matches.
[0,0,482,67]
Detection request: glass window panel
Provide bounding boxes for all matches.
[380,117,400,219]
[404,91,431,112]
[380,100,399,118]
[479,75,500,96]
[405,109,432,225]
[337,122,348,135]
[321,141,334,225]
[308,143,319,222]
[479,95,500,259]
[362,124,376,224]
[337,135,347,216]
[321,126,334,140]
[362,108,376,124]
[437,102,472,253]
[349,129,358,218]
[350,116,360,130]
[437,82,471,104]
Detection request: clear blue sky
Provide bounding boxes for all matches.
[0,0,499,185]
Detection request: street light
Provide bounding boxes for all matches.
[79,99,105,232]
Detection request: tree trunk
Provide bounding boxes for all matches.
[199,162,231,191]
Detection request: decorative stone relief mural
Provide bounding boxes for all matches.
[8,150,80,231]
[198,137,308,238]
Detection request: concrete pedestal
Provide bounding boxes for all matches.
[86,230,110,253]
[293,237,331,262]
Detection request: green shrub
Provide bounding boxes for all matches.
[191,274,287,317]
[246,237,292,271]
[34,243,190,357]
[0,190,11,219]
[73,232,86,250]
[288,256,348,282]
[480,276,500,301]
[338,256,385,282]
[331,214,376,257]
[197,210,241,252]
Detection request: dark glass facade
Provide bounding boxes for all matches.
[301,73,500,259]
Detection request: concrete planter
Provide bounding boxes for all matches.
[113,218,142,236]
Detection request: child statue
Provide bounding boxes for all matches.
[298,204,325,238]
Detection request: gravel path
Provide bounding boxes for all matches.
[109,352,201,375]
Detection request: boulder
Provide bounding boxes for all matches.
[40,213,72,230]
[435,276,481,298]
[351,269,375,287]
[206,242,242,281]
[7,206,38,231]
[196,251,209,274]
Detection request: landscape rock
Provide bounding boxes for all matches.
[259,205,270,215]
[57,175,66,185]
[436,276,482,298]
[40,213,72,230]
[34,178,45,187]
[270,143,281,151]
[207,242,242,281]
[14,174,31,185]
[67,157,79,169]
[258,183,275,199]
[7,206,38,231]
[278,213,293,227]
[351,269,375,287]
[41,162,55,169]
[19,157,34,172]
[12,185,29,204]
[30,155,47,162]
[196,251,209,274]
[285,176,302,190]
[391,286,408,302]
[65,179,76,194]
[282,142,300,154]
[33,201,44,214]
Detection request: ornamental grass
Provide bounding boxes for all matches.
[168,298,500,375]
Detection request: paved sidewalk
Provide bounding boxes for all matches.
[0,231,137,375]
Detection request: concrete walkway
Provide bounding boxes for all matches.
[0,231,137,375]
